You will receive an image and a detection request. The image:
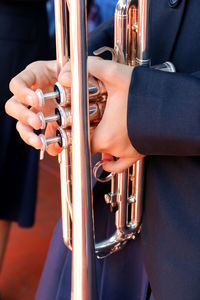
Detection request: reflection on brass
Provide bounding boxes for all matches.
[128,4,137,66]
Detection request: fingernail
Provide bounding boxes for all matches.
[28,136,40,149]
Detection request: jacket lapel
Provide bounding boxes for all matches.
[151,0,187,65]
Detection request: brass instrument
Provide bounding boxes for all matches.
[35,0,175,299]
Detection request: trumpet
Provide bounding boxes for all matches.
[35,0,175,299]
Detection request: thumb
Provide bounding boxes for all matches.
[88,56,133,90]
[87,56,116,85]
[91,125,103,154]
[58,61,72,87]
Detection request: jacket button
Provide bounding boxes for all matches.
[168,0,181,8]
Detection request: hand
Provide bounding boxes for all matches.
[5,60,62,156]
[59,56,144,173]
[87,57,144,173]
[5,57,143,171]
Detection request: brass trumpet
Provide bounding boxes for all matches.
[35,1,175,299]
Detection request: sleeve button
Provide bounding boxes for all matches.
[168,0,181,8]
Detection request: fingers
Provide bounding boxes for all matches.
[16,117,61,155]
[102,153,113,161]
[59,57,119,90]
[6,60,65,156]
[91,128,99,154]
[16,121,61,155]
[5,96,41,130]
[9,60,57,107]
[46,143,62,157]
[87,56,113,84]
[16,121,42,149]
[6,95,42,149]
[58,57,133,95]
[87,56,133,90]
[58,61,72,87]
[41,123,62,156]
[9,70,37,106]
[102,157,136,173]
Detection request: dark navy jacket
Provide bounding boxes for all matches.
[36,1,200,299]
[127,1,200,299]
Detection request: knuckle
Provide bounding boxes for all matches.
[109,62,118,78]
[22,110,31,123]
[5,97,15,115]
[4,100,10,114]
[16,120,23,130]
[16,121,20,132]
[9,78,15,93]
[26,60,40,70]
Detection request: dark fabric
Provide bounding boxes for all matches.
[87,0,93,14]
[36,182,149,300]
[126,0,200,299]
[127,68,200,156]
[0,1,50,226]
[88,17,114,58]
[0,1,46,3]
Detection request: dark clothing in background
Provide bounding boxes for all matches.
[0,1,50,226]
[88,0,93,13]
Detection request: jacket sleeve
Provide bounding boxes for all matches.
[127,67,200,156]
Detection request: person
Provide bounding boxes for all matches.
[0,0,51,271]
[5,59,149,300]
[5,0,200,299]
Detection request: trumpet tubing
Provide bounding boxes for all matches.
[35,1,176,299]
